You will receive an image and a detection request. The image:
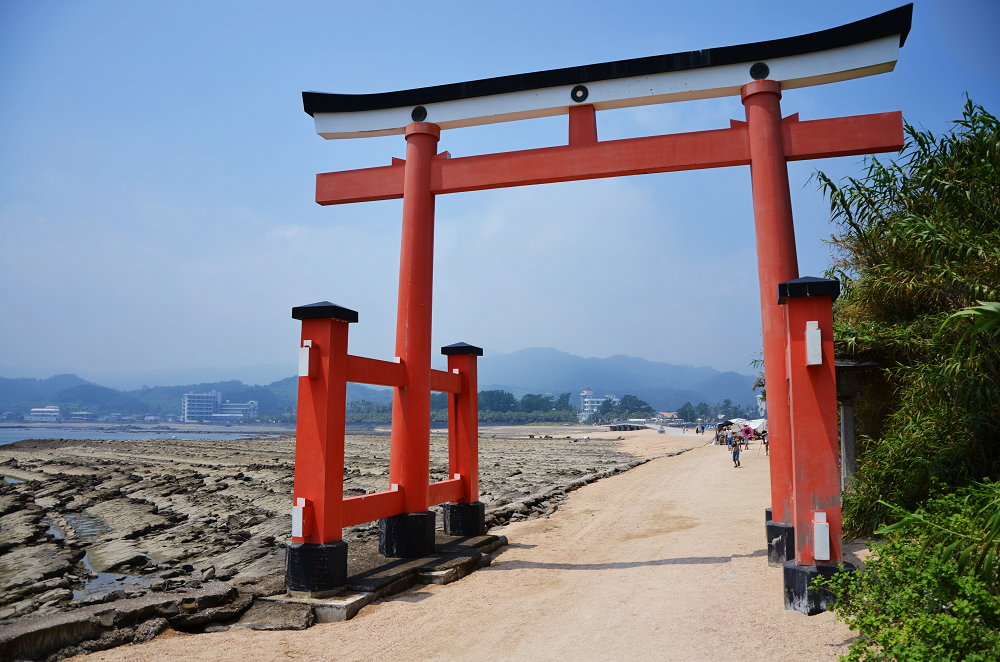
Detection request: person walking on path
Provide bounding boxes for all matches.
[732,438,741,468]
[726,428,733,450]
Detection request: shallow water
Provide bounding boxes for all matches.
[42,515,64,539]
[47,511,150,600]
[64,512,111,539]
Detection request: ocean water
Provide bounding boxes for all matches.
[0,427,283,446]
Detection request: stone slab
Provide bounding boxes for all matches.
[262,533,507,623]
[0,581,236,661]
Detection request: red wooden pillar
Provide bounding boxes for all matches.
[778,277,854,615]
[389,121,440,514]
[382,122,441,557]
[780,278,843,566]
[442,342,486,535]
[286,301,357,596]
[742,80,799,539]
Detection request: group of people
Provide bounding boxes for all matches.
[722,425,768,468]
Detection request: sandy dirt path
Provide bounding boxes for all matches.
[84,432,854,661]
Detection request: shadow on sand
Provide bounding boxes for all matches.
[490,548,767,571]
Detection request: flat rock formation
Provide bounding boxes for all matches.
[0,429,635,657]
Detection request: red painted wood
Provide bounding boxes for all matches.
[428,477,464,506]
[429,368,461,394]
[315,162,404,205]
[447,353,479,503]
[342,489,405,528]
[389,122,439,515]
[741,80,798,527]
[315,113,902,206]
[568,104,597,144]
[783,112,903,161]
[783,294,842,566]
[292,317,348,544]
[346,355,406,388]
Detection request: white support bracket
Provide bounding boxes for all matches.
[805,321,822,366]
[813,511,830,561]
[299,340,313,377]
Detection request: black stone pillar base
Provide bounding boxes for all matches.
[443,502,486,536]
[783,561,856,615]
[285,541,348,598]
[379,511,436,558]
[766,518,795,567]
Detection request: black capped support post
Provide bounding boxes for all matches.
[440,342,484,356]
[767,520,795,567]
[783,561,856,615]
[439,342,487,537]
[776,276,840,305]
[379,512,436,558]
[285,541,348,598]
[291,301,359,323]
[443,502,486,536]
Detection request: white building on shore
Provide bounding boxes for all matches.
[181,391,258,422]
[579,388,619,420]
[26,406,61,423]
[181,391,222,422]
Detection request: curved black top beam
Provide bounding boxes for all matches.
[303,5,911,116]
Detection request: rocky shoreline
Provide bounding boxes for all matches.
[0,431,641,659]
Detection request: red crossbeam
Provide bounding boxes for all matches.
[430,368,462,394]
[342,489,404,528]
[428,477,464,506]
[346,355,405,388]
[316,112,903,206]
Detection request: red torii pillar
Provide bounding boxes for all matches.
[742,80,799,566]
[778,276,852,614]
[381,123,440,556]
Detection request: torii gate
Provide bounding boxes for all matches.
[288,5,911,612]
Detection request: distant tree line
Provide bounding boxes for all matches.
[477,390,572,413]
[675,399,757,424]
[342,389,577,424]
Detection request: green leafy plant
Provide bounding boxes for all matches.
[815,482,1000,662]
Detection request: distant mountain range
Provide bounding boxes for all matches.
[0,348,756,416]
[471,347,757,411]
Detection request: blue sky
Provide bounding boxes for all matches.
[1,0,997,385]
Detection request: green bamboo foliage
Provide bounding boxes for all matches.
[814,99,1000,534]
[877,481,1000,595]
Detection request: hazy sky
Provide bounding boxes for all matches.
[1,1,998,384]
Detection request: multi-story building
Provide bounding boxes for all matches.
[579,388,619,419]
[181,391,222,422]
[215,400,258,421]
[26,406,61,423]
[181,391,258,422]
